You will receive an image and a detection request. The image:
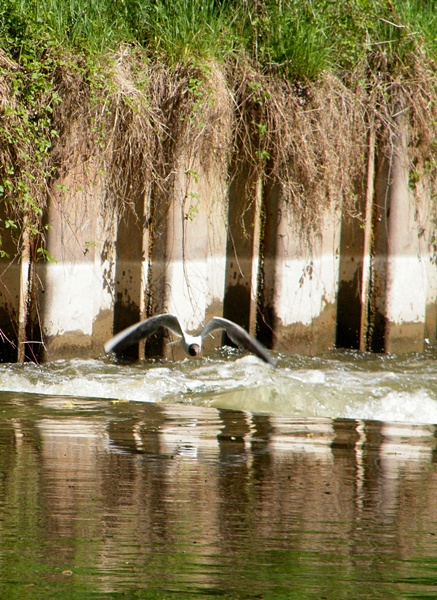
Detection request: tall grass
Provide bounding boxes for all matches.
[394,0,437,61]
[1,0,437,75]
[134,0,239,63]
[0,0,138,54]
[230,0,334,79]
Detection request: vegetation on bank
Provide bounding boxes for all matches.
[0,0,436,258]
[2,0,437,72]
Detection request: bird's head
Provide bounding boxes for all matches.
[188,343,201,357]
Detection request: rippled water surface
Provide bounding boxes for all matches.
[1,348,436,423]
[0,349,437,598]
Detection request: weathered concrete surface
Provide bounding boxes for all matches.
[368,108,435,354]
[145,153,229,360]
[336,212,366,350]
[165,161,227,332]
[2,90,436,361]
[415,172,437,347]
[259,183,341,355]
[336,127,375,351]
[271,255,340,355]
[384,111,428,353]
[112,190,147,361]
[275,303,337,356]
[37,162,114,360]
[223,154,262,342]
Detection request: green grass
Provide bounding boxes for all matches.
[0,0,136,54]
[135,0,240,63]
[394,0,437,60]
[1,0,437,77]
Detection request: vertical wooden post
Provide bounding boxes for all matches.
[359,124,376,351]
[17,220,32,362]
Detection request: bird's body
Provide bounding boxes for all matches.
[104,314,275,367]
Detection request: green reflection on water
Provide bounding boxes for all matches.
[0,393,437,598]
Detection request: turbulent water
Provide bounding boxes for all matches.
[1,347,437,599]
[1,347,436,424]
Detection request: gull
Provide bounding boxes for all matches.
[104,314,275,367]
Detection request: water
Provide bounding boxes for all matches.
[0,348,437,598]
[1,348,436,423]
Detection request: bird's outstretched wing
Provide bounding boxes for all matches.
[201,317,275,367]
[104,314,183,353]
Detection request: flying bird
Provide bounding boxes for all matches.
[104,314,275,367]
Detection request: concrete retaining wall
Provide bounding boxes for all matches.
[0,96,436,362]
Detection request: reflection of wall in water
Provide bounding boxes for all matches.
[3,404,437,585]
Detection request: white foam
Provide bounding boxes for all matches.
[344,390,437,424]
[0,353,436,425]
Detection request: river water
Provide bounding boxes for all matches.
[1,348,437,598]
